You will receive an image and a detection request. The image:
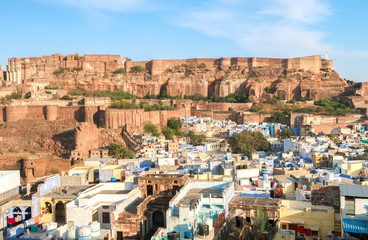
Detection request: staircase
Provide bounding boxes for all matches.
[334,211,342,237]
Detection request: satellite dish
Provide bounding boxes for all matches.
[62,189,67,194]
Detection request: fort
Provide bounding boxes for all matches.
[2,54,343,101]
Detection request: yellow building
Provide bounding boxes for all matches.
[312,153,329,168]
[40,186,91,223]
[280,200,335,240]
[340,161,363,177]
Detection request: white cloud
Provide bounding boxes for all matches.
[257,0,330,24]
[34,0,147,11]
[178,0,332,57]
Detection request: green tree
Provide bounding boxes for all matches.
[269,111,287,124]
[167,118,182,130]
[162,126,175,139]
[113,68,126,74]
[144,122,160,137]
[188,133,206,146]
[53,67,65,76]
[228,130,270,158]
[280,128,295,139]
[108,143,134,159]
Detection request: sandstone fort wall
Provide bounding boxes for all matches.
[5,54,328,83]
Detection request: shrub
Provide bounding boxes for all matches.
[24,92,32,99]
[209,93,222,102]
[197,63,206,69]
[30,150,37,155]
[8,147,16,153]
[45,91,52,94]
[130,65,145,73]
[68,89,137,100]
[61,95,73,100]
[51,169,60,174]
[188,133,206,146]
[125,57,132,61]
[110,100,140,109]
[269,111,287,124]
[144,122,160,137]
[225,93,251,103]
[113,68,126,74]
[228,107,234,111]
[72,67,82,72]
[250,105,261,112]
[53,67,65,76]
[45,85,59,90]
[186,93,207,101]
[144,103,175,112]
[74,55,80,60]
[109,143,134,159]
[298,97,312,102]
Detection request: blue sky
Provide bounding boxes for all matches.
[1,0,367,82]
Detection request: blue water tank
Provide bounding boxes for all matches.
[111,177,116,182]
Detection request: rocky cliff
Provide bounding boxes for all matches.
[3,54,349,101]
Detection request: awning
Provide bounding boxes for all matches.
[343,218,368,234]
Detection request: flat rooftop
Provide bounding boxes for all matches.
[43,186,92,199]
[178,188,222,206]
[230,196,281,207]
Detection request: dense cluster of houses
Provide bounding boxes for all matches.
[1,117,368,240]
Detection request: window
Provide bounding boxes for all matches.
[102,206,109,209]
[102,212,110,224]
[311,230,318,236]
[345,197,355,215]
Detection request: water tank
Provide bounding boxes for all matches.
[78,226,91,240]
[67,226,78,240]
[303,185,308,191]
[45,222,58,232]
[263,173,268,180]
[89,221,100,237]
[198,224,209,236]
[111,177,116,182]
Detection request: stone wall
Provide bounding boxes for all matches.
[75,122,99,156]
[22,157,70,183]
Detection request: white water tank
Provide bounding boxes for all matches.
[78,226,91,240]
[67,226,78,240]
[89,221,100,237]
[45,222,58,232]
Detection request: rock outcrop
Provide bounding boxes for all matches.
[3,54,349,101]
